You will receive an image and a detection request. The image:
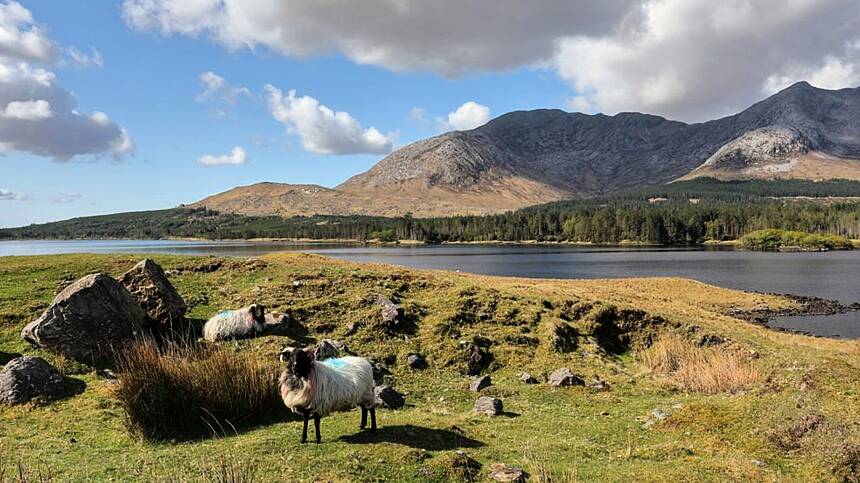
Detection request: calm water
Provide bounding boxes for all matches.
[1,239,858,337]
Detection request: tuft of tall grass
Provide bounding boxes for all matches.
[640,334,761,394]
[113,338,286,441]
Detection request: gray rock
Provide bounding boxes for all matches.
[0,356,67,405]
[588,377,611,392]
[374,385,405,409]
[488,463,526,482]
[313,339,347,360]
[375,294,399,328]
[22,273,148,365]
[518,372,539,384]
[469,375,492,392]
[262,311,291,336]
[473,396,503,416]
[462,341,492,376]
[407,353,427,370]
[548,368,584,388]
[118,259,187,331]
[652,408,670,421]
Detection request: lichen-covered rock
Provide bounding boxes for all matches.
[0,356,66,405]
[118,259,187,331]
[548,368,584,388]
[473,396,503,416]
[469,375,492,392]
[22,274,147,365]
[488,463,526,482]
[375,294,399,328]
[374,385,405,409]
[313,339,347,360]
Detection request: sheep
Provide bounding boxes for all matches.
[278,347,377,444]
[202,304,266,342]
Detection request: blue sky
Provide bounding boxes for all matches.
[1,0,858,228]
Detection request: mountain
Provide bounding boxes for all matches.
[194,82,860,217]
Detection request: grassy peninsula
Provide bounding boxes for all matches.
[3,253,860,481]
[740,229,854,251]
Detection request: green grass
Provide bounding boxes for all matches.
[740,229,854,251]
[2,253,860,481]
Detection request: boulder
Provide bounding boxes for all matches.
[262,311,291,336]
[375,385,405,409]
[518,372,539,384]
[469,375,492,392]
[370,360,391,383]
[407,353,427,370]
[488,463,526,482]
[313,339,347,360]
[548,368,584,388]
[22,274,148,365]
[461,340,492,376]
[588,377,611,392]
[0,356,67,405]
[375,294,399,328]
[119,259,187,331]
[473,396,503,416]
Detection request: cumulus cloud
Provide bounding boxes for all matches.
[0,188,26,200]
[122,0,860,121]
[265,85,394,155]
[0,3,132,160]
[197,71,249,103]
[196,145,247,166]
[52,191,81,203]
[67,46,103,67]
[439,101,491,131]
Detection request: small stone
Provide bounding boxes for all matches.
[488,463,526,482]
[588,377,611,392]
[473,396,503,416]
[313,339,347,360]
[548,368,584,388]
[651,409,670,421]
[518,372,539,384]
[345,321,359,335]
[0,356,67,405]
[407,353,427,370]
[375,385,405,409]
[375,294,400,328]
[469,375,492,392]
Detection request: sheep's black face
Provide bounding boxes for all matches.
[290,349,312,380]
[250,304,266,324]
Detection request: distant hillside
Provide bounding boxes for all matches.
[194,82,860,218]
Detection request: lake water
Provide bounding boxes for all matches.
[1,239,858,337]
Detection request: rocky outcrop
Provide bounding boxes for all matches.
[22,274,148,365]
[119,259,187,331]
[0,356,70,405]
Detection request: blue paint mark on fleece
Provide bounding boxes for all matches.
[216,310,232,318]
[320,358,349,370]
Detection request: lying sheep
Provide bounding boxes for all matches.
[202,304,266,342]
[279,347,377,443]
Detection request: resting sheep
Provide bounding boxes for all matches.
[279,347,377,443]
[202,304,266,342]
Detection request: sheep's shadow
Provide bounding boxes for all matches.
[0,351,21,366]
[337,424,484,450]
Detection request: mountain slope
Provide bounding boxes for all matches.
[194,82,860,217]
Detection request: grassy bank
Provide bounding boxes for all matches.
[2,253,860,481]
[739,229,854,251]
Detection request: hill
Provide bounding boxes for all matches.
[193,82,860,217]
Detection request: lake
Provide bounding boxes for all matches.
[1,239,858,337]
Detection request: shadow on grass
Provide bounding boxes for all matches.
[338,424,485,450]
[0,351,21,366]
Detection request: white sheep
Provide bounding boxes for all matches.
[278,347,377,443]
[202,304,266,342]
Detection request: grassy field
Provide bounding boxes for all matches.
[2,253,860,481]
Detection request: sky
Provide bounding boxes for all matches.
[0,0,859,228]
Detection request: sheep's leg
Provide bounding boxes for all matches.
[313,414,321,444]
[369,407,377,431]
[360,407,367,429]
[301,412,309,444]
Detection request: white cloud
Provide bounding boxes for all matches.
[0,1,55,62]
[52,192,81,203]
[439,101,491,131]
[265,85,394,155]
[0,4,132,160]
[4,99,51,120]
[196,71,249,103]
[196,145,247,166]
[67,46,103,67]
[0,188,26,200]
[408,107,428,127]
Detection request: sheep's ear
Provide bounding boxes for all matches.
[279,347,295,362]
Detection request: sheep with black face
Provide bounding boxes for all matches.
[202,304,266,342]
[278,347,377,443]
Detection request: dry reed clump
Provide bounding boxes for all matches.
[113,338,286,441]
[639,334,761,394]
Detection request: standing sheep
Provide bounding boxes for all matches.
[202,304,266,342]
[279,347,377,444]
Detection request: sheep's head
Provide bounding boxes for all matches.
[249,304,266,325]
[287,347,313,380]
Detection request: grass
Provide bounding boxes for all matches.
[740,229,854,251]
[1,252,860,480]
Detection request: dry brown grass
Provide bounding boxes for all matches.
[640,334,762,394]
